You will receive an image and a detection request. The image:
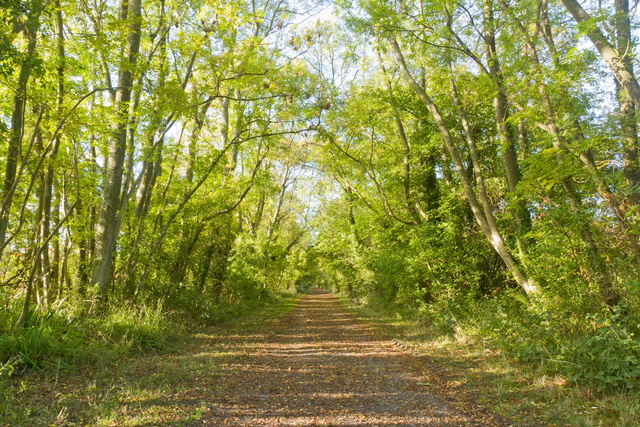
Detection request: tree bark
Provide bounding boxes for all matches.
[195,243,215,293]
[263,166,291,284]
[614,0,640,205]
[37,0,66,305]
[482,0,531,254]
[135,132,264,296]
[90,0,142,297]
[561,0,640,107]
[0,24,37,261]
[376,50,420,224]
[75,195,89,298]
[503,2,619,306]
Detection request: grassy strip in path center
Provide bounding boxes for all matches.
[0,292,302,426]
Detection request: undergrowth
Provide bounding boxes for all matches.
[0,285,285,380]
[342,295,640,427]
[415,293,640,394]
[0,299,174,378]
[0,289,301,426]
[338,288,640,426]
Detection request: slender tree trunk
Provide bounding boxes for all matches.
[133,7,173,220]
[375,50,420,223]
[134,112,167,220]
[0,24,37,261]
[33,131,46,306]
[175,91,227,283]
[252,192,266,236]
[196,244,215,293]
[263,167,291,286]
[219,94,232,179]
[227,88,245,177]
[40,0,66,304]
[174,223,208,283]
[75,195,88,297]
[169,100,213,282]
[614,0,640,205]
[90,0,142,297]
[504,3,619,306]
[51,179,61,296]
[135,136,261,296]
[388,33,537,296]
[346,186,356,227]
[17,197,78,327]
[17,130,80,327]
[561,0,640,107]
[87,140,98,268]
[483,0,530,254]
[517,119,528,160]
[536,0,640,272]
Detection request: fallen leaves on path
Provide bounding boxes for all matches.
[198,288,508,426]
[3,290,514,426]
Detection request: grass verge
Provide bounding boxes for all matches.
[0,292,301,426]
[336,294,640,427]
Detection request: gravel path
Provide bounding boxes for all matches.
[201,288,500,426]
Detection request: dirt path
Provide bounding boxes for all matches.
[200,288,505,426]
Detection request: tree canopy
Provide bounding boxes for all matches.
[2,0,640,392]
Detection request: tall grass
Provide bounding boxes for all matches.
[0,296,174,378]
[0,282,291,379]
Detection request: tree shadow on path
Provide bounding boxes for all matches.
[194,288,511,426]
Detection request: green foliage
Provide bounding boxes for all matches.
[420,294,640,393]
[1,0,640,410]
[0,299,174,374]
[566,305,640,391]
[93,304,172,353]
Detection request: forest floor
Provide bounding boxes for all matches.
[2,288,519,426]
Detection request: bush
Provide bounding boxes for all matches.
[93,303,173,352]
[0,300,84,372]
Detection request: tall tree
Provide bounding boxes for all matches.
[90,0,142,297]
[561,0,640,107]
[481,0,531,254]
[613,0,640,205]
[0,11,38,261]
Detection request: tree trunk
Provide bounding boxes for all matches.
[346,186,356,227]
[614,0,640,205]
[376,49,420,224]
[75,195,88,298]
[483,0,531,254]
[135,134,260,296]
[504,3,619,306]
[51,176,61,298]
[388,33,537,297]
[561,0,640,107]
[90,0,142,297]
[195,243,215,294]
[263,167,291,286]
[0,24,37,261]
[251,192,266,236]
[37,1,65,305]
